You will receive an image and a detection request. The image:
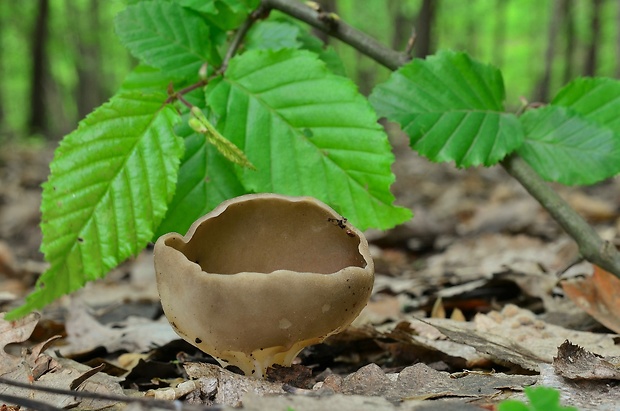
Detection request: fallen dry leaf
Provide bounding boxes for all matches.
[566,191,617,222]
[336,363,536,403]
[62,300,178,356]
[538,363,620,411]
[183,362,286,407]
[553,340,620,380]
[0,312,127,410]
[562,265,620,333]
[238,391,402,411]
[0,312,39,374]
[426,304,620,371]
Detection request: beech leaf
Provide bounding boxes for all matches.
[206,49,411,230]
[370,50,523,167]
[7,92,183,319]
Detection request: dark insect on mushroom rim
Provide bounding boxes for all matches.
[328,216,348,229]
[154,193,374,378]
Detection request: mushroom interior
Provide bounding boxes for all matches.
[165,197,366,274]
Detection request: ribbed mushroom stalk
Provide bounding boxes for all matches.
[154,193,374,377]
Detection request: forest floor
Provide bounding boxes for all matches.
[1,132,620,411]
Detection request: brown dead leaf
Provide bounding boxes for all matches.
[0,241,16,277]
[382,319,486,368]
[430,297,446,319]
[539,363,620,411]
[567,192,617,222]
[0,312,40,374]
[183,362,286,407]
[421,234,568,282]
[553,340,620,380]
[458,198,541,235]
[62,301,178,356]
[354,294,404,325]
[338,363,536,403]
[562,265,620,333]
[427,305,620,372]
[240,391,403,411]
[0,313,127,410]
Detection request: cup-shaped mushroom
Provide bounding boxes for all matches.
[154,193,374,377]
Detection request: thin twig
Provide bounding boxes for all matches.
[220,5,268,72]
[260,0,620,278]
[405,26,416,58]
[177,80,208,96]
[260,0,410,70]
[164,79,207,106]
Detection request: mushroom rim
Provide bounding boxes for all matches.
[157,193,373,275]
[180,194,362,236]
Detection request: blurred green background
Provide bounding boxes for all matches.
[0,0,617,141]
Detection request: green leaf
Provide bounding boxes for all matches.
[370,50,523,167]
[155,94,246,238]
[7,92,183,319]
[498,400,531,411]
[115,0,220,78]
[552,77,620,134]
[246,20,302,50]
[120,65,178,92]
[203,144,248,215]
[155,119,208,237]
[246,17,346,76]
[525,387,577,411]
[178,0,258,14]
[498,387,578,411]
[189,107,255,169]
[179,0,259,30]
[517,105,620,185]
[119,64,207,112]
[154,127,246,238]
[206,49,411,230]
[296,29,347,77]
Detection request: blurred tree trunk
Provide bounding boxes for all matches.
[534,0,563,102]
[389,0,410,51]
[71,0,105,120]
[583,0,603,77]
[413,0,437,58]
[492,0,508,67]
[28,0,50,136]
[463,5,478,56]
[562,0,576,83]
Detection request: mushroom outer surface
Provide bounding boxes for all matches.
[154,193,374,377]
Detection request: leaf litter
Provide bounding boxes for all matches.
[1,143,620,410]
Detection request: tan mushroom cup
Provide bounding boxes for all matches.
[154,193,374,377]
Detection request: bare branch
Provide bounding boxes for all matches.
[221,5,269,72]
[404,25,416,58]
[261,0,410,70]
